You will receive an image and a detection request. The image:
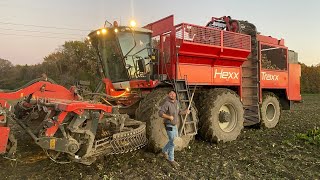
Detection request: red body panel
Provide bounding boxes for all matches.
[143,15,174,37]
[129,80,159,89]
[177,64,241,85]
[288,64,302,101]
[260,70,288,88]
[0,127,9,154]
[103,78,158,97]
[257,34,285,46]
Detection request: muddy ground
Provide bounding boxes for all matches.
[1,94,320,179]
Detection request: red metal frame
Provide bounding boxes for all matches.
[44,98,113,137]
[0,81,78,112]
[0,81,114,138]
[0,127,10,154]
[0,81,76,101]
[45,99,113,136]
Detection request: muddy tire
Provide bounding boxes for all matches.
[196,88,244,142]
[260,92,281,128]
[135,88,195,152]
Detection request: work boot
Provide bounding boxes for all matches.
[169,160,180,168]
[160,152,169,160]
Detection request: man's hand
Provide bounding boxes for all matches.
[162,113,174,121]
[180,109,190,115]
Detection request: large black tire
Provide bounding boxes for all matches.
[260,92,281,128]
[196,88,244,142]
[135,88,196,152]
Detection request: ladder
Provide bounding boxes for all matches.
[174,79,197,136]
[241,39,260,126]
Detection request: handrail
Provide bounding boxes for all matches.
[174,23,251,51]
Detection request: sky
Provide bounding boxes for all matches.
[0,0,319,65]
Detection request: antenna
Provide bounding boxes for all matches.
[104,20,112,28]
[131,0,134,18]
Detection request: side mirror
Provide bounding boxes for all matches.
[137,58,146,73]
[146,43,157,62]
[126,64,132,70]
[146,43,152,56]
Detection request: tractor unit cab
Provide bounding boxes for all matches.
[88,24,157,87]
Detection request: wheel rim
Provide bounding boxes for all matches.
[266,103,276,121]
[218,104,237,132]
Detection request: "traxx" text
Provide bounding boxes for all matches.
[261,72,279,81]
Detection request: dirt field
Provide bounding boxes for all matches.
[1,94,320,179]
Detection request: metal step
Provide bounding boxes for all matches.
[185,121,196,124]
[245,108,260,113]
[244,105,259,108]
[242,76,258,78]
[243,61,259,64]
[242,66,258,69]
[185,132,197,136]
[242,85,258,88]
[244,120,259,126]
[242,96,258,99]
[244,104,260,109]
[183,121,197,136]
[244,114,260,118]
[175,79,187,82]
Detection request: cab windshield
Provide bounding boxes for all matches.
[90,28,151,82]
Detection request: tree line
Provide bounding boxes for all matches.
[0,40,100,90]
[0,40,319,94]
[300,63,320,93]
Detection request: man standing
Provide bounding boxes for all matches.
[158,90,189,168]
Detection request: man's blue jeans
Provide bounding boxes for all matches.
[162,124,177,161]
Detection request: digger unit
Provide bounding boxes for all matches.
[0,15,301,164]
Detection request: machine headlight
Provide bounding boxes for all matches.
[130,20,136,27]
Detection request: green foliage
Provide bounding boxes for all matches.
[301,63,320,93]
[0,40,100,90]
[0,58,21,89]
[296,127,320,145]
[42,40,100,89]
